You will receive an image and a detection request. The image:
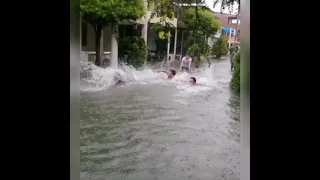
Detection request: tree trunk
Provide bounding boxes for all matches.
[110,23,119,68]
[95,25,103,66]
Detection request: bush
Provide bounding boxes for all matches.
[118,36,148,68]
[230,52,240,93]
[211,37,228,59]
[243,48,250,93]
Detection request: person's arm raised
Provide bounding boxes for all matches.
[188,58,192,71]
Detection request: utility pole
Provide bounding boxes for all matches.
[142,1,148,43]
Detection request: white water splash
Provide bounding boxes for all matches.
[80,62,127,91]
[80,61,223,95]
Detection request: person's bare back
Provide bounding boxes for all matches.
[156,69,176,79]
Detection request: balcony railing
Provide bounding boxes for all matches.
[221,36,239,42]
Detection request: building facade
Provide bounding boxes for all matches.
[214,12,240,48]
[80,1,178,63]
[80,2,228,63]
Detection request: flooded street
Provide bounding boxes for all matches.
[80,60,240,180]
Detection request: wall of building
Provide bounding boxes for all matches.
[147,25,157,51]
[214,12,239,30]
[81,23,113,52]
[80,8,178,52]
[214,12,239,45]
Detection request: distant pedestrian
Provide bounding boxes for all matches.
[230,48,238,71]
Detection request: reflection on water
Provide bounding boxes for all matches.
[81,60,240,180]
[228,93,240,122]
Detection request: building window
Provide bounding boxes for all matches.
[228,17,240,24]
[231,19,238,24]
[228,17,233,24]
[81,21,87,47]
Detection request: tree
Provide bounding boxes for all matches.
[148,0,175,39]
[80,0,145,66]
[211,37,228,59]
[147,0,177,61]
[182,8,220,37]
[182,7,220,67]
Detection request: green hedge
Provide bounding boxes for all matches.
[230,52,240,93]
[211,37,228,59]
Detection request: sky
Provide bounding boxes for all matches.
[205,0,239,14]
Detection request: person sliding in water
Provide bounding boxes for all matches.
[156,69,176,79]
[179,54,192,72]
[113,72,126,86]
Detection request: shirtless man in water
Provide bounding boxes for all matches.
[156,69,176,79]
[179,54,192,72]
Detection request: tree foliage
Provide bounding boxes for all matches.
[80,0,145,66]
[182,8,220,36]
[148,0,176,40]
[211,37,228,59]
[182,6,220,68]
[148,0,175,20]
[187,42,210,68]
[213,0,240,13]
[147,0,197,39]
[81,0,145,28]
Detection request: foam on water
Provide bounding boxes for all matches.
[80,61,219,95]
[80,62,127,91]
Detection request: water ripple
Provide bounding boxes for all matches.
[81,60,240,180]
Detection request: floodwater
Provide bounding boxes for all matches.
[80,59,240,180]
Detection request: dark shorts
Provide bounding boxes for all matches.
[182,66,189,71]
[231,62,234,69]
